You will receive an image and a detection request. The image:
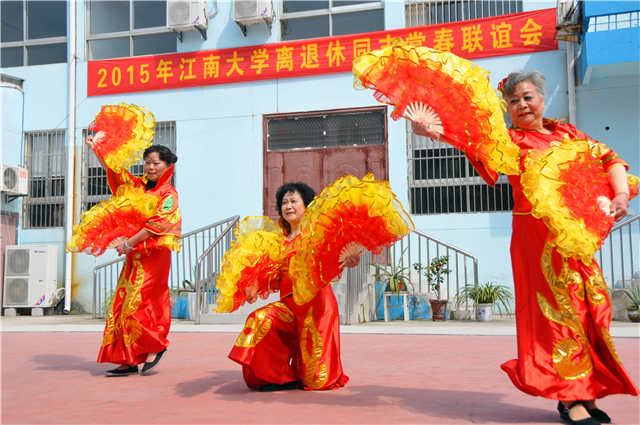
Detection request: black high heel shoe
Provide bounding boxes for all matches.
[557,401,601,425]
[585,407,610,424]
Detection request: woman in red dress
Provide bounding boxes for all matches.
[86,136,181,376]
[413,70,638,424]
[229,182,359,391]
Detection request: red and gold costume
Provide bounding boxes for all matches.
[67,103,181,366]
[499,121,639,400]
[353,40,639,401]
[229,236,348,390]
[220,175,414,390]
[97,165,181,366]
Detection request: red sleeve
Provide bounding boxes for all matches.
[569,126,629,172]
[143,190,181,237]
[465,153,499,187]
[106,168,143,194]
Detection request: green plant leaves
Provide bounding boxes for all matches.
[454,281,514,318]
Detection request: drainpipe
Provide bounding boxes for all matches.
[566,41,577,125]
[64,0,77,314]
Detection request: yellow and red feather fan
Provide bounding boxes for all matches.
[88,103,156,174]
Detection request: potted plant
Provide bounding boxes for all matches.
[621,285,640,322]
[370,248,413,300]
[413,255,452,321]
[454,281,514,322]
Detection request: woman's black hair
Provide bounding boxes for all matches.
[143,145,178,165]
[275,182,316,217]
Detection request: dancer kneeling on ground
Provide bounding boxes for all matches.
[228,183,357,391]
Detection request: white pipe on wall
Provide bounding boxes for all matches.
[64,0,77,313]
[566,41,577,125]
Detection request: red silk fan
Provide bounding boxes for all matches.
[522,138,639,262]
[352,38,521,180]
[66,185,160,256]
[88,103,155,173]
[288,174,414,305]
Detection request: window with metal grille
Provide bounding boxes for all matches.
[280,1,384,41]
[405,0,523,26]
[267,109,385,151]
[23,130,66,228]
[408,126,513,214]
[405,1,520,214]
[86,0,176,60]
[0,1,68,68]
[81,122,177,212]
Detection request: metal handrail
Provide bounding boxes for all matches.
[194,215,241,324]
[598,213,640,290]
[344,229,479,324]
[92,256,125,319]
[92,216,241,319]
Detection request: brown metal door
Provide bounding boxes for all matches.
[264,150,324,221]
[264,152,284,221]
[323,145,387,187]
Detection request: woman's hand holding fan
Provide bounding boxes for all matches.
[405,102,444,141]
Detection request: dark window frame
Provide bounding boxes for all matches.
[0,0,68,68]
[23,130,67,229]
[280,0,385,41]
[85,0,176,61]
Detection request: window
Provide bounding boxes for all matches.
[23,131,66,228]
[405,1,521,214]
[280,1,384,41]
[408,126,513,214]
[405,0,523,27]
[81,122,177,212]
[0,1,68,68]
[268,109,385,150]
[86,1,176,60]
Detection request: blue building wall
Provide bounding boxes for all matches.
[1,0,638,312]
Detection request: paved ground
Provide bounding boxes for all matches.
[1,315,639,425]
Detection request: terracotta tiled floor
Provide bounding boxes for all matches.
[2,330,639,424]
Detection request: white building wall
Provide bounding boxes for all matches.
[1,1,637,312]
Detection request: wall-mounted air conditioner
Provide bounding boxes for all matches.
[233,0,274,27]
[167,0,208,32]
[1,164,28,195]
[3,245,58,308]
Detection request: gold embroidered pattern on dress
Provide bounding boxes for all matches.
[298,306,328,389]
[568,269,584,301]
[234,302,294,348]
[102,252,146,347]
[537,242,593,380]
[601,327,622,365]
[584,270,609,307]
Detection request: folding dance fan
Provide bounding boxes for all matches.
[215,217,289,313]
[352,38,521,184]
[288,174,415,306]
[88,103,156,174]
[66,184,160,256]
[521,136,639,263]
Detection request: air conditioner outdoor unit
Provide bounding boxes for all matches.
[1,164,28,195]
[167,0,208,32]
[3,245,58,308]
[233,0,274,26]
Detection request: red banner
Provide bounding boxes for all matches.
[88,8,557,97]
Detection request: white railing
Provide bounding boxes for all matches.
[343,229,478,324]
[92,216,240,319]
[598,213,640,290]
[193,216,241,324]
